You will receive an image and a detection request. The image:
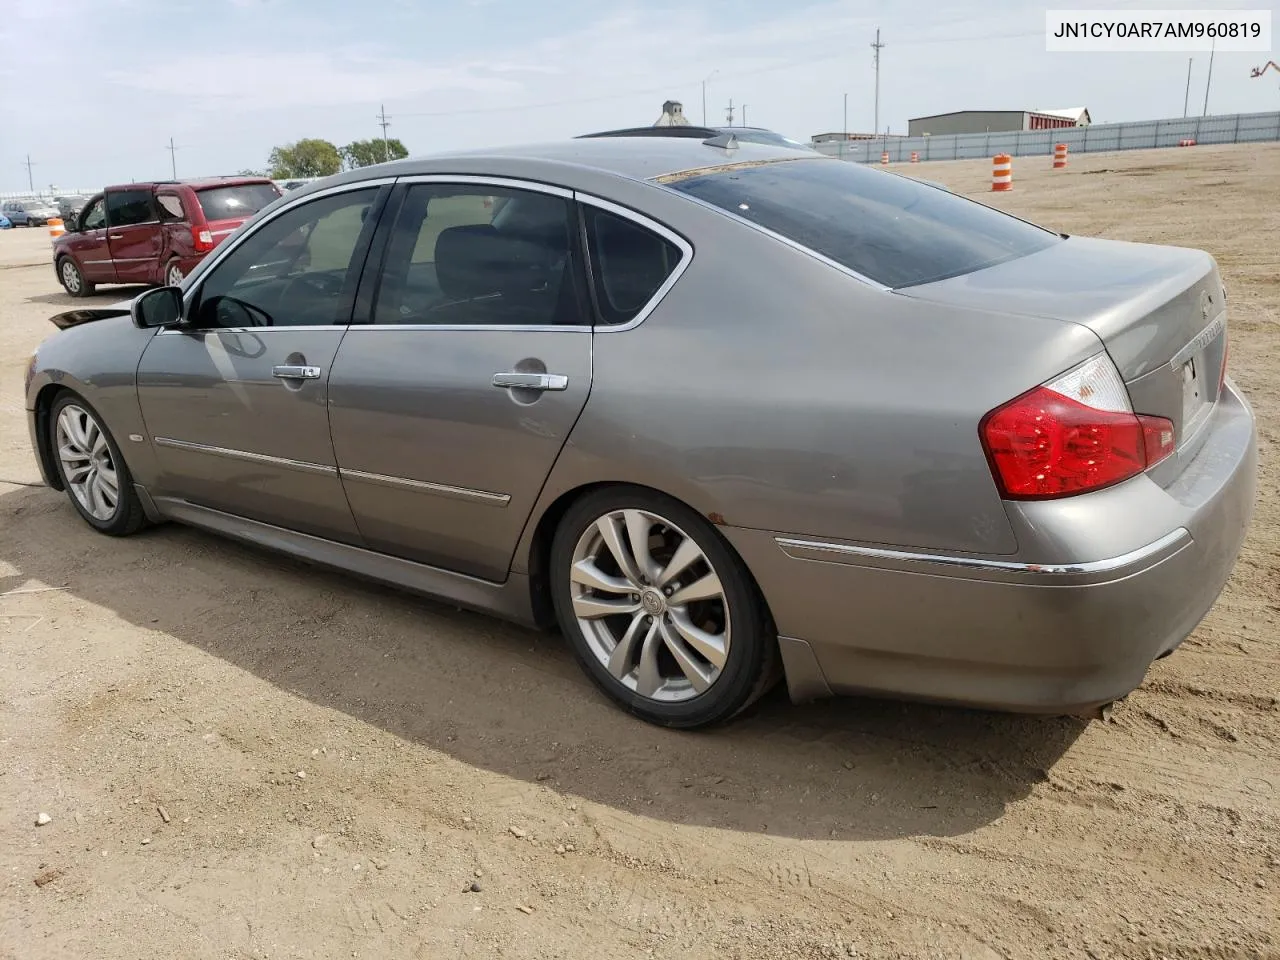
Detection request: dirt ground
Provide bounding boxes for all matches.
[1,144,1278,960]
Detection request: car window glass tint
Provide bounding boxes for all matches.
[373,184,585,327]
[82,199,106,230]
[106,190,155,227]
[196,183,280,221]
[584,208,681,326]
[156,195,185,222]
[192,188,380,329]
[666,157,1061,288]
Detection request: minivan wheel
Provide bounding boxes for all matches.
[164,260,184,287]
[550,487,778,728]
[58,257,93,297]
[49,393,147,536]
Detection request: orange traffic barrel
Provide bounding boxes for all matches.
[1179,138,1197,147]
[1053,143,1068,168]
[880,151,889,164]
[910,151,920,163]
[991,154,1013,191]
[47,218,65,239]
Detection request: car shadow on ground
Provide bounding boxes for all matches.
[22,287,150,308]
[1,483,1087,843]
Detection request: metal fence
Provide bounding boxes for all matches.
[813,111,1280,164]
[0,188,98,202]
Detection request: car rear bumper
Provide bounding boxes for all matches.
[722,379,1258,714]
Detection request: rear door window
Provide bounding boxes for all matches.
[664,158,1061,288]
[195,183,281,221]
[106,190,156,227]
[583,208,683,326]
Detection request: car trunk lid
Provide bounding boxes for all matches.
[897,235,1228,465]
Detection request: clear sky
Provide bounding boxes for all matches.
[1,0,1276,192]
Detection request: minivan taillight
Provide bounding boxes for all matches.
[192,225,214,252]
[980,354,1175,500]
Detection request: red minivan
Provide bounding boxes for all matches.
[52,177,282,297]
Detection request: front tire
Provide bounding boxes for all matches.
[550,486,778,728]
[58,257,93,297]
[49,394,147,536]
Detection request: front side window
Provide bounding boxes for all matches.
[105,189,156,227]
[81,197,106,231]
[584,207,682,326]
[156,194,185,222]
[664,157,1061,288]
[192,187,380,329]
[373,184,586,327]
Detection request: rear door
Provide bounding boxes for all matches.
[326,179,593,581]
[68,195,115,283]
[105,188,164,284]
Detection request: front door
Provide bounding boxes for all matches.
[136,184,388,542]
[68,195,116,284]
[105,188,165,285]
[327,181,593,581]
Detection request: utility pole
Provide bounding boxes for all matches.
[701,69,718,126]
[1202,40,1215,116]
[742,104,748,127]
[377,103,392,162]
[725,98,735,126]
[871,28,885,144]
[842,92,848,160]
[23,154,35,192]
[167,137,178,179]
[1183,58,1193,117]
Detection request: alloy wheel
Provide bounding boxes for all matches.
[61,260,81,294]
[569,508,730,702]
[166,262,183,287]
[56,404,119,521]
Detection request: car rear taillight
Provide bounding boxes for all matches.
[192,225,214,252]
[980,354,1175,500]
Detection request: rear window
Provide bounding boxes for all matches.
[195,183,280,221]
[665,158,1061,288]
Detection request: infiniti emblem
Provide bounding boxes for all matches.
[640,589,665,615]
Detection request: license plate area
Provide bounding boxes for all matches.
[1180,352,1211,429]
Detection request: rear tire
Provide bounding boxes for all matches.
[550,486,778,729]
[58,257,93,298]
[164,259,184,288]
[48,393,147,536]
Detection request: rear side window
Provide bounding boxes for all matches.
[196,183,281,221]
[156,194,185,222]
[665,158,1061,288]
[584,208,682,325]
[106,190,156,226]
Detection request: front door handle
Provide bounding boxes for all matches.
[273,364,322,380]
[492,372,569,392]
[107,233,125,240]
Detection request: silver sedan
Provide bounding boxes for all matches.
[25,137,1257,728]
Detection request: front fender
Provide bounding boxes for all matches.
[26,315,161,488]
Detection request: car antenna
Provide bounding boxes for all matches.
[702,132,739,150]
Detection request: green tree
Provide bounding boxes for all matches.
[267,139,342,178]
[341,138,409,169]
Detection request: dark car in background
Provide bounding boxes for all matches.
[2,198,61,226]
[55,195,90,223]
[52,177,281,297]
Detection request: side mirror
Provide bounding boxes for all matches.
[131,286,184,329]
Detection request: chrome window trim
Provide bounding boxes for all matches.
[658,187,890,292]
[180,177,398,312]
[155,324,347,336]
[775,527,1189,576]
[349,324,593,334]
[339,468,510,506]
[574,192,694,334]
[393,174,574,199]
[154,437,337,476]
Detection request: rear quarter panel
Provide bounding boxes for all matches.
[520,179,1107,569]
[27,316,160,487]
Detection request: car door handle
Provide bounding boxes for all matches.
[491,372,569,392]
[108,233,125,240]
[272,364,322,380]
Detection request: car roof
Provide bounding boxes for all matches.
[308,137,822,191]
[101,176,276,193]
